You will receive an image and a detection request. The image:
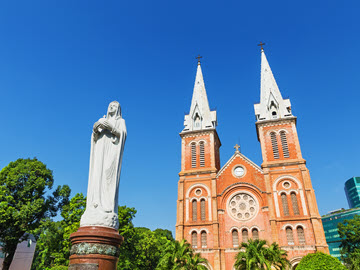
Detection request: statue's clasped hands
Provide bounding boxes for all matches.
[93,118,114,133]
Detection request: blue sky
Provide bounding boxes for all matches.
[0,0,359,234]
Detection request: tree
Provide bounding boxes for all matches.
[345,249,360,270]
[234,239,290,270]
[0,158,70,270]
[338,214,360,266]
[156,239,209,270]
[296,252,346,270]
[31,193,86,269]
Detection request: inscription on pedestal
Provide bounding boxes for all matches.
[68,263,98,270]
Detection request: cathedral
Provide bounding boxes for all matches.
[175,48,329,269]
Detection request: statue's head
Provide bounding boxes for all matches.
[107,101,121,118]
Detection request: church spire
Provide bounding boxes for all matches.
[254,47,293,121]
[183,58,217,132]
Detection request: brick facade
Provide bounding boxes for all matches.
[175,57,328,269]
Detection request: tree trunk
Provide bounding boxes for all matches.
[2,245,17,270]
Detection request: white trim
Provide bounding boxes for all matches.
[187,139,208,146]
[272,175,302,191]
[281,223,307,230]
[186,183,212,221]
[277,189,299,195]
[274,191,280,217]
[229,226,239,232]
[195,188,203,196]
[250,225,261,231]
[282,181,291,189]
[273,175,308,216]
[200,228,210,234]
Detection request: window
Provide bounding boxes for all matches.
[281,193,289,216]
[291,192,300,215]
[242,229,249,243]
[192,200,197,221]
[201,231,207,248]
[232,230,239,247]
[286,227,294,245]
[194,113,201,129]
[280,131,290,158]
[191,142,196,168]
[270,132,279,159]
[200,199,206,221]
[192,232,197,248]
[199,141,205,167]
[252,229,259,240]
[297,227,306,245]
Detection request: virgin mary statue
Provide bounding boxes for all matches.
[80,101,127,229]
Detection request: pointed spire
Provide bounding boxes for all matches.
[183,58,217,132]
[254,47,293,121]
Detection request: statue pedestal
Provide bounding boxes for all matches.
[69,226,123,270]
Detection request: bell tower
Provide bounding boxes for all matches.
[176,58,222,269]
[254,47,328,257]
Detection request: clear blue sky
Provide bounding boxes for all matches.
[0,0,359,234]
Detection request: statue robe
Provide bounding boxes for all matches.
[80,115,127,229]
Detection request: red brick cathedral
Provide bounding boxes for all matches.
[175,49,329,270]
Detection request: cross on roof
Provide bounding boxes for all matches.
[258,42,265,50]
[234,144,240,152]
[196,55,202,64]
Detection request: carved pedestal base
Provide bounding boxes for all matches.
[69,226,123,270]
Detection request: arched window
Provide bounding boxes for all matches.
[286,227,294,245]
[232,230,239,247]
[191,142,197,168]
[192,200,197,221]
[291,192,300,215]
[252,229,259,240]
[194,113,201,129]
[201,231,207,248]
[200,199,206,221]
[270,132,279,159]
[199,141,205,167]
[297,227,306,245]
[281,193,289,216]
[191,231,197,248]
[280,131,290,158]
[242,229,249,243]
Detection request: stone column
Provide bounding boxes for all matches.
[69,226,123,270]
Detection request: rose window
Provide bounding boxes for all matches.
[228,193,258,221]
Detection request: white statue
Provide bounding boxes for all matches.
[80,101,127,229]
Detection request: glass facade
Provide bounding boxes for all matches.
[344,177,360,208]
[322,208,360,260]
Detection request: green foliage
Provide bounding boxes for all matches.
[49,266,68,270]
[156,239,209,270]
[296,252,346,270]
[117,212,175,270]
[234,239,290,270]
[338,214,360,267]
[31,193,86,269]
[0,158,70,270]
[345,249,360,270]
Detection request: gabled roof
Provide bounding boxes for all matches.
[216,150,263,178]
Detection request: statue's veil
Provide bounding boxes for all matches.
[107,101,121,119]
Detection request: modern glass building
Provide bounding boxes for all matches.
[345,177,360,208]
[322,208,360,260]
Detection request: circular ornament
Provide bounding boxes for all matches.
[227,192,259,222]
[233,166,245,177]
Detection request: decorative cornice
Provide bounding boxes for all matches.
[70,242,120,257]
[256,117,297,127]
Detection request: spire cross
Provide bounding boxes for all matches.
[234,144,240,152]
[258,42,265,50]
[196,55,202,65]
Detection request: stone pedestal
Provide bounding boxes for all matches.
[69,226,123,270]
